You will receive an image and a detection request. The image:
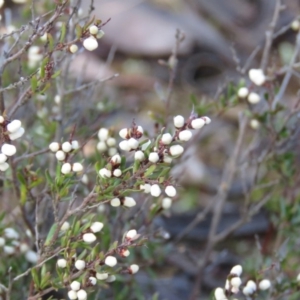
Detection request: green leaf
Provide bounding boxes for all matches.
[59,23,66,43]
[44,223,58,246]
[144,165,156,178]
[31,268,40,289]
[47,33,54,51]
[51,70,61,79]
[108,241,118,251]
[75,24,82,38]
[30,75,38,92]
[40,57,49,79]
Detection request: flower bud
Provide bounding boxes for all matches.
[119,140,131,151]
[57,258,67,268]
[259,279,271,290]
[83,37,98,51]
[231,277,242,289]
[151,184,161,197]
[0,237,5,246]
[77,289,87,300]
[179,130,192,141]
[1,144,16,156]
[249,68,266,86]
[245,280,256,293]
[122,249,130,257]
[96,272,108,280]
[61,221,70,231]
[237,87,249,98]
[165,185,176,197]
[71,140,79,150]
[135,150,145,161]
[89,25,98,35]
[75,259,86,270]
[68,290,77,300]
[250,119,260,129]
[123,196,136,207]
[162,197,172,209]
[61,141,72,153]
[173,115,185,128]
[108,147,117,156]
[97,30,105,39]
[126,229,137,240]
[291,20,300,31]
[129,264,139,274]
[72,162,83,173]
[128,138,139,150]
[106,137,116,147]
[97,141,107,152]
[230,265,242,277]
[4,245,15,255]
[4,228,19,239]
[140,183,151,193]
[106,275,116,282]
[49,142,60,152]
[9,127,25,140]
[105,256,117,267]
[0,116,4,123]
[7,120,21,133]
[89,277,97,285]
[111,198,121,207]
[163,155,172,164]
[61,163,72,174]
[248,92,260,104]
[214,288,226,300]
[148,152,159,163]
[191,118,205,129]
[90,222,103,233]
[82,233,96,243]
[0,162,9,171]
[110,154,121,164]
[55,150,66,161]
[70,280,81,291]
[169,145,184,157]
[99,168,112,178]
[0,153,7,164]
[202,116,211,124]
[98,128,109,141]
[161,133,173,145]
[69,44,78,53]
[119,128,128,139]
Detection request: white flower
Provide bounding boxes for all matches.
[126,229,137,240]
[191,118,205,129]
[105,256,117,267]
[122,249,130,257]
[62,141,72,153]
[4,228,19,239]
[129,264,139,274]
[237,87,249,98]
[55,150,66,161]
[106,137,116,147]
[1,144,16,156]
[231,277,242,289]
[148,152,159,163]
[97,141,107,152]
[0,116,4,123]
[69,44,78,54]
[230,265,242,277]
[250,119,260,129]
[214,287,227,300]
[0,163,9,171]
[81,174,88,184]
[61,163,72,175]
[137,125,144,135]
[54,95,61,104]
[89,25,98,35]
[203,116,211,124]
[98,128,109,141]
[165,185,176,197]
[97,30,105,39]
[0,237,5,247]
[163,155,172,164]
[291,20,300,31]
[9,127,25,140]
[123,196,136,207]
[89,277,97,285]
[57,258,67,268]
[72,163,83,173]
[0,153,7,163]
[113,169,122,177]
[90,222,103,233]
[71,140,79,150]
[77,289,87,300]
[7,120,21,133]
[61,221,70,231]
[140,183,151,193]
[119,128,129,139]
[49,142,60,152]
[70,281,81,291]
[4,245,15,255]
[135,150,145,161]
[169,145,184,157]
[173,115,185,128]
[249,68,266,86]
[111,154,121,164]
[25,250,39,263]
[68,290,77,300]
[99,168,112,178]
[96,272,108,280]
[119,140,131,151]
[82,233,97,243]
[83,36,98,51]
[106,275,116,282]
[0,0,3,9]
[178,130,192,141]
[75,260,86,270]
[162,197,172,209]
[297,273,300,282]
[248,92,261,104]
[128,138,139,149]
[161,133,173,145]
[111,198,121,207]
[108,147,117,156]
[151,184,161,197]
[258,279,271,290]
[244,280,256,294]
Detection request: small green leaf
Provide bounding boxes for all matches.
[59,23,66,43]
[30,75,38,92]
[144,165,156,178]
[75,24,83,38]
[51,70,61,79]
[31,268,40,288]
[44,223,58,246]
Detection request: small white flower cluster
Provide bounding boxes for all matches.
[82,24,105,52]
[27,46,43,69]
[214,264,272,300]
[81,221,104,244]
[97,128,117,156]
[237,68,266,105]
[99,153,123,179]
[0,227,38,263]
[0,118,25,171]
[49,140,83,175]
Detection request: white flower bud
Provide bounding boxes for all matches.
[134,150,145,161]
[259,279,271,290]
[25,250,39,263]
[89,25,99,35]
[140,183,151,193]
[179,130,192,141]
[148,152,159,163]
[291,20,300,31]
[162,197,172,209]
[297,273,300,282]
[1,144,16,156]
[173,115,185,128]
[111,154,121,164]
[61,163,72,174]
[69,44,78,54]
[123,196,136,207]
[161,133,173,145]
[57,258,67,268]
[163,155,172,164]
[9,127,25,140]
[237,87,249,98]
[231,277,242,289]
[128,138,139,149]
[77,289,87,300]
[71,140,79,150]
[150,184,161,197]
[111,198,121,207]
[137,125,144,134]
[0,153,7,164]
[49,142,60,152]
[126,229,137,239]
[99,168,111,178]
[61,221,70,231]
[113,169,122,177]
[72,163,83,173]
[83,36,98,51]
[108,147,117,156]
[98,128,109,141]
[214,287,227,300]
[119,128,128,139]
[0,116,4,123]
[119,140,131,151]
[0,237,5,247]
[97,141,107,152]
[0,162,9,171]
[62,141,72,153]
[75,259,86,270]
[191,118,205,129]
[4,245,15,255]
[106,275,116,282]
[96,273,108,280]
[89,277,97,285]
[82,233,97,243]
[129,264,139,274]
[248,92,261,104]
[55,150,66,161]
[54,95,61,104]
[4,228,19,239]
[165,185,176,197]
[105,256,117,267]
[7,120,21,133]
[68,290,77,300]
[250,119,260,129]
[90,222,103,233]
[230,265,242,277]
[249,68,266,86]
[106,137,116,147]
[169,145,184,157]
[97,30,105,39]
[203,116,211,124]
[70,280,81,291]
[246,280,257,293]
[122,249,130,257]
